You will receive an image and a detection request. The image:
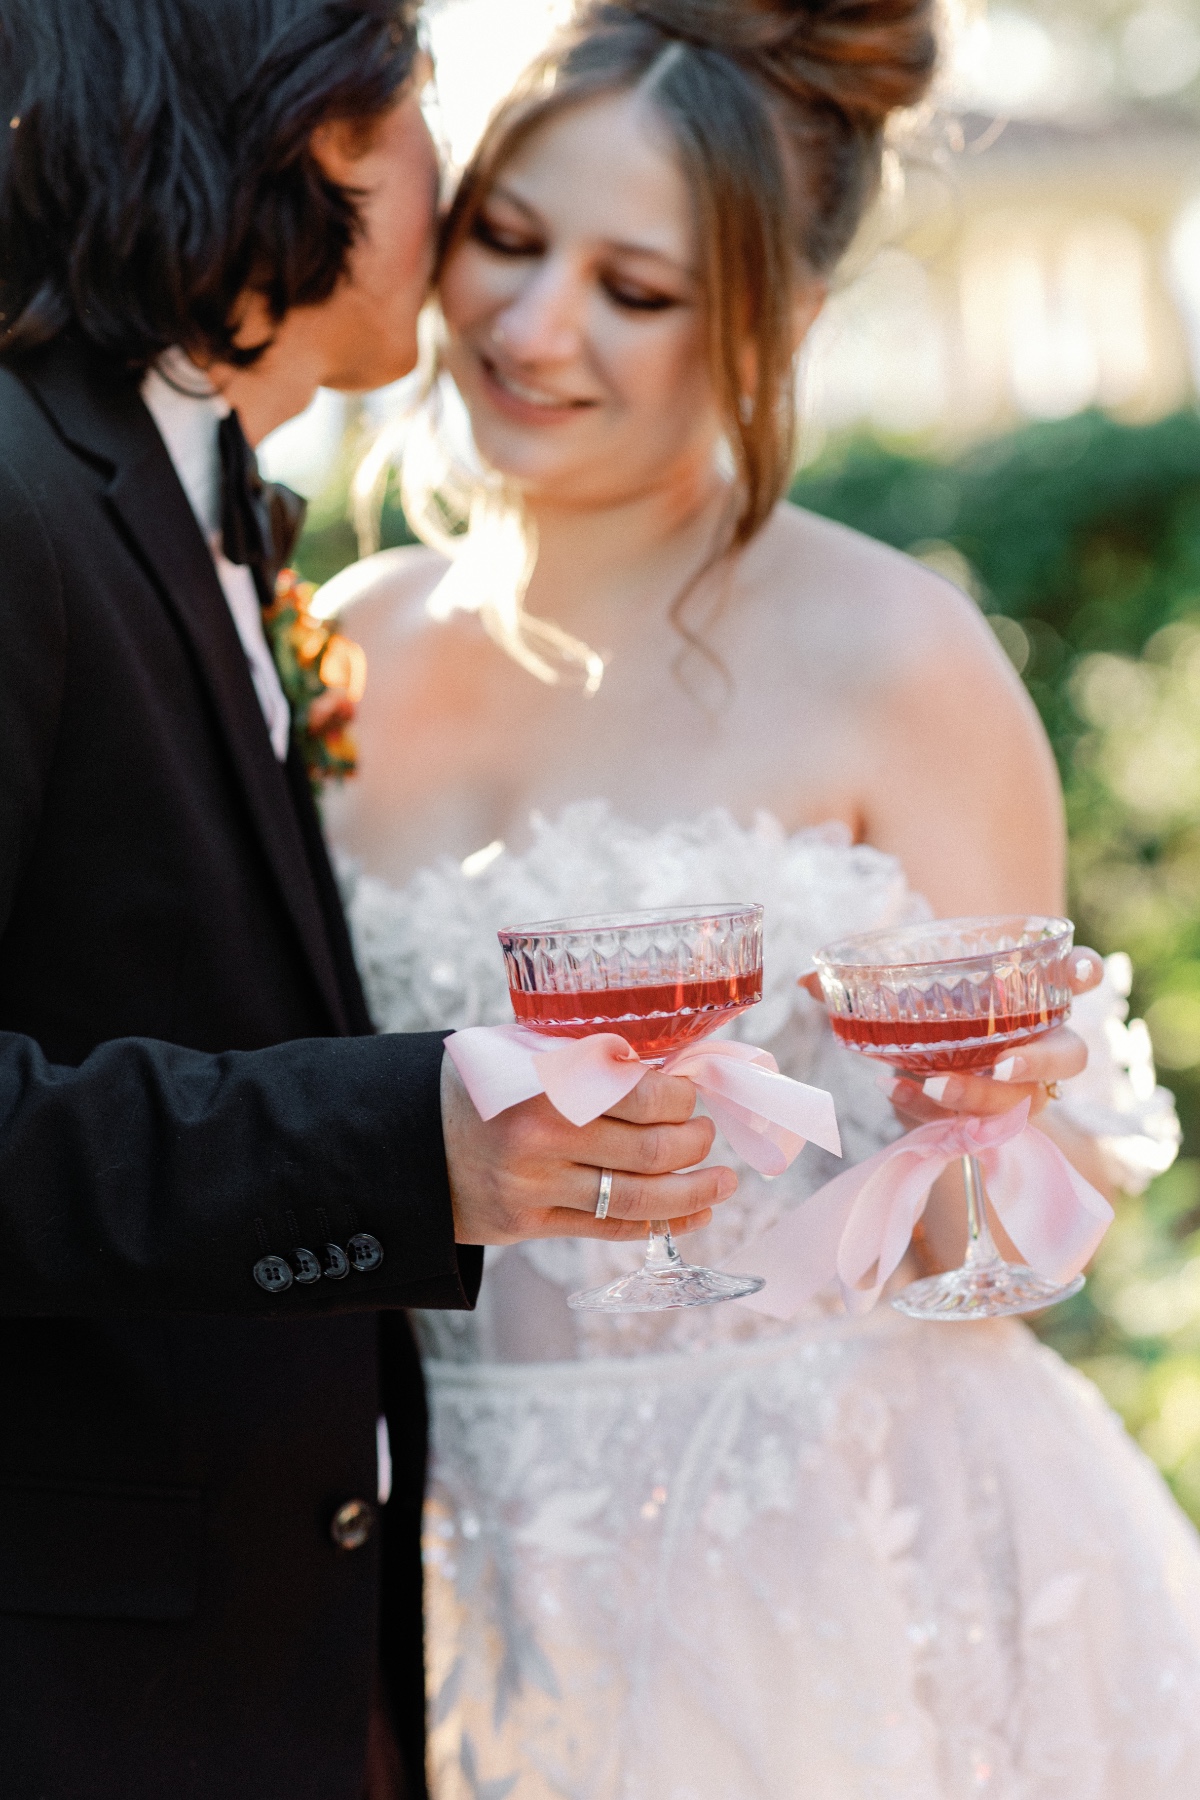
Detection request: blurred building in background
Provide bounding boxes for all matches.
[807,108,1200,446]
[807,1,1200,445]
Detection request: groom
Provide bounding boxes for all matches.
[0,3,732,1796]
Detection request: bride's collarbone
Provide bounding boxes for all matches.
[359,589,871,841]
[454,727,854,851]
[428,666,861,837]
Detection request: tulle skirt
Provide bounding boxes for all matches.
[422,1309,1200,1799]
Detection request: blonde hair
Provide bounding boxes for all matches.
[353,363,605,690]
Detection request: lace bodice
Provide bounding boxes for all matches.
[346,803,1177,1363]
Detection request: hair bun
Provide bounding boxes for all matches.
[622,0,936,130]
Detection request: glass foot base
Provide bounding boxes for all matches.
[568,1265,766,1314]
[891,1262,1085,1322]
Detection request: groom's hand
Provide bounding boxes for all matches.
[440,1055,738,1245]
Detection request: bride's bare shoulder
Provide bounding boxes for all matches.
[761,502,1005,682]
[315,544,450,653]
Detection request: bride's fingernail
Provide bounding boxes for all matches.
[876,1072,901,1098]
[923,1075,951,1103]
[994,1055,1027,1082]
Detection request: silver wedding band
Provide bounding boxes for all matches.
[595,1168,614,1220]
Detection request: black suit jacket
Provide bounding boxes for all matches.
[0,339,481,1798]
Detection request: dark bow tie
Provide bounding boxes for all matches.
[217,409,308,603]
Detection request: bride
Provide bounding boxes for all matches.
[322,1,1200,1793]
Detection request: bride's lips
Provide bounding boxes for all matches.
[476,352,597,427]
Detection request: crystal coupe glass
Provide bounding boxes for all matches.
[498,904,767,1314]
[814,915,1081,1321]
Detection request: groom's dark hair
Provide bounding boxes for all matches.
[0,0,421,370]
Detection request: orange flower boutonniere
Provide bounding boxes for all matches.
[263,568,368,788]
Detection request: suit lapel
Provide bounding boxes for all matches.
[20,342,351,1034]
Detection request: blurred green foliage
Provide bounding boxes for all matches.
[792,412,1200,1520]
[295,405,1200,1519]
[293,415,415,588]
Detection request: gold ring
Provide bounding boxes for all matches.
[1045,1081,1063,1100]
[595,1168,614,1220]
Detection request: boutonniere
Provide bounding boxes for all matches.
[263,568,368,787]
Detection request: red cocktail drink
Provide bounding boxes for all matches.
[509,969,763,1059]
[828,1000,1070,1076]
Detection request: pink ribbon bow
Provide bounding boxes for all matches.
[729,1099,1114,1317]
[444,1024,842,1178]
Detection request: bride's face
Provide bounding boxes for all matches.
[439,89,724,508]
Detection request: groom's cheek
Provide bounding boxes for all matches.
[349,103,440,369]
[312,95,440,389]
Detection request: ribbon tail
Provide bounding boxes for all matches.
[983,1126,1115,1284]
[701,1092,803,1179]
[668,1045,842,1173]
[729,1170,861,1318]
[834,1149,950,1314]
[732,1130,951,1319]
[733,1107,1034,1319]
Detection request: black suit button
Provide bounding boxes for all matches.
[321,1242,349,1281]
[347,1233,384,1273]
[253,1255,293,1295]
[291,1247,321,1285]
[330,1499,374,1551]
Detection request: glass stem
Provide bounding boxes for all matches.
[961,1154,1003,1269]
[645,1220,682,1271]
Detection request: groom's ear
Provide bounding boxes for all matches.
[310,52,434,187]
[310,114,384,187]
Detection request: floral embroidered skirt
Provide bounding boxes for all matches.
[422,1311,1200,1800]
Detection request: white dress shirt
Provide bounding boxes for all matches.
[140,352,292,761]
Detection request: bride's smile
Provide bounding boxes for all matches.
[477,353,595,417]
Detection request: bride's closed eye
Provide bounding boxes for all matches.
[471,212,544,258]
[469,209,687,315]
[601,276,681,314]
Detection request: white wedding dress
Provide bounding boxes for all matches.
[347,804,1200,1800]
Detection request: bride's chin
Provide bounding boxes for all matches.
[468,426,582,491]
[468,446,616,512]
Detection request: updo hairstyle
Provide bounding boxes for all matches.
[438,0,938,549]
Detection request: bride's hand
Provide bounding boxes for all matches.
[882,1022,1085,1125]
[440,1056,737,1246]
[799,947,1106,1127]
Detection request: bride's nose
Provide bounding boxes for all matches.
[491,257,586,365]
